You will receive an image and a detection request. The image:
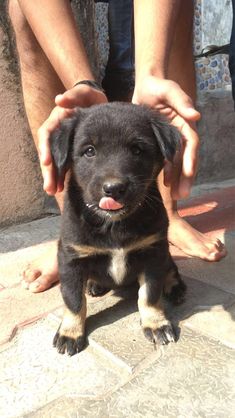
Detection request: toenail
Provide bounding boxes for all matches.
[31,282,41,289]
[215,242,225,251]
[21,280,29,290]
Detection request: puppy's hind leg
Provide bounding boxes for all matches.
[163,258,186,306]
[86,279,110,297]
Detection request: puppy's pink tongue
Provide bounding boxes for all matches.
[99,197,124,210]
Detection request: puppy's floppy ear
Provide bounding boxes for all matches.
[151,116,181,162]
[49,113,79,177]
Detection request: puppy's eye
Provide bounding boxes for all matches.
[131,145,142,156]
[84,146,96,158]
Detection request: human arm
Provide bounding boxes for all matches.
[17,0,107,194]
[18,0,94,88]
[133,0,200,199]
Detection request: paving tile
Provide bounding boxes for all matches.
[28,328,235,418]
[182,302,235,349]
[53,275,234,372]
[0,285,62,345]
[176,233,235,295]
[167,275,234,320]
[177,185,235,235]
[53,286,158,372]
[188,179,235,199]
[0,317,124,418]
[181,205,235,236]
[0,216,60,253]
[179,185,235,211]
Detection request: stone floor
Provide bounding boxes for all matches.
[0,179,235,418]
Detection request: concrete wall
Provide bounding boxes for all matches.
[0,3,45,227]
[195,0,235,185]
[196,91,235,184]
[202,0,232,46]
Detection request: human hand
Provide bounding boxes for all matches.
[132,76,201,200]
[38,84,107,195]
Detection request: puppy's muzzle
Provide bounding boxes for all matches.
[102,179,129,200]
[98,179,130,212]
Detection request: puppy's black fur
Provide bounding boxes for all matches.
[50,103,186,356]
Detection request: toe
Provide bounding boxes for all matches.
[28,274,58,293]
[203,239,227,262]
[155,324,177,345]
[23,268,41,283]
[206,246,227,262]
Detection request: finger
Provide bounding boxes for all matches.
[164,123,199,200]
[37,125,52,166]
[41,163,58,196]
[181,122,199,178]
[164,148,184,200]
[55,85,107,108]
[178,124,199,198]
[57,171,66,193]
[41,158,65,195]
[163,82,201,122]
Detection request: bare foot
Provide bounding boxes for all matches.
[21,241,59,293]
[168,212,227,261]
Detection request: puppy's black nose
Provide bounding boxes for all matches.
[103,180,128,199]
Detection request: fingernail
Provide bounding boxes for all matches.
[55,94,63,104]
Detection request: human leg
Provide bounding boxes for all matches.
[160,0,226,261]
[9,0,98,291]
[8,0,64,292]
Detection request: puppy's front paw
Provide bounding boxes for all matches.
[143,322,177,345]
[53,331,86,356]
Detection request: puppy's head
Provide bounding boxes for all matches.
[50,103,180,219]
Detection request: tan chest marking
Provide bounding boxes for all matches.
[108,248,127,284]
[68,232,165,259]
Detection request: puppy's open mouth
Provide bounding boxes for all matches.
[98,197,124,211]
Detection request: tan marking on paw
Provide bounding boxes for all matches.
[138,273,167,330]
[59,294,87,339]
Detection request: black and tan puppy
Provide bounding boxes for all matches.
[50,102,186,356]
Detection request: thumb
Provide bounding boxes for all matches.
[55,88,82,108]
[55,85,108,109]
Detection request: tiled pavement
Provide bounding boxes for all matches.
[0,179,235,418]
